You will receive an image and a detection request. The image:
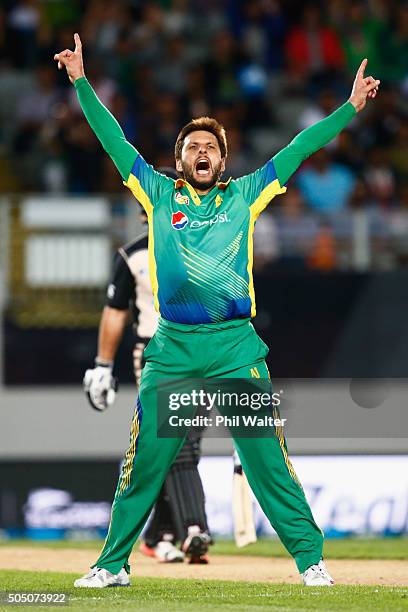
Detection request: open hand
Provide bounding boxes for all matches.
[53,33,85,84]
[349,59,380,113]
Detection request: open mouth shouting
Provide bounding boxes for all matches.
[194,157,212,179]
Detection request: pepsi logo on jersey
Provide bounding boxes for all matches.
[190,212,230,229]
[171,211,189,230]
[171,211,230,231]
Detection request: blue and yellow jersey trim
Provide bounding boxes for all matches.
[123,154,171,314]
[245,160,286,317]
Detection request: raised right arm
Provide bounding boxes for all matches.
[54,33,136,180]
[54,33,172,208]
[74,77,137,180]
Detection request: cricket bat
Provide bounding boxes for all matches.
[232,452,257,547]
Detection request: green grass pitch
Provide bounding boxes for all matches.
[0,539,407,611]
[0,571,407,612]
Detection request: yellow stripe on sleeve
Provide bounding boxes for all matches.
[123,173,154,215]
[123,173,160,312]
[251,177,287,220]
[247,178,286,317]
[147,213,160,313]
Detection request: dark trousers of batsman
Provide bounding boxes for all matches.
[95,318,323,575]
[143,436,208,546]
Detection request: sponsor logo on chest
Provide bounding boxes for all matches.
[190,212,230,229]
[175,192,190,206]
[171,211,189,230]
[171,211,231,230]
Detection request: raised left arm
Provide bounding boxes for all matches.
[273,58,380,186]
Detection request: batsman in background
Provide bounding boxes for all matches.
[54,33,379,588]
[83,203,211,564]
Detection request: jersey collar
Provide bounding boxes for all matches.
[217,177,232,190]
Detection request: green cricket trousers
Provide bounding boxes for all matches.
[95,317,323,574]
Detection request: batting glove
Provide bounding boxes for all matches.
[83,361,118,412]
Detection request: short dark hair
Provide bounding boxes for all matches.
[175,117,227,161]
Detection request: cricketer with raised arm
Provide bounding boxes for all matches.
[54,33,379,588]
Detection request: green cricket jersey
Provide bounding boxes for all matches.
[74,77,355,325]
[124,156,285,323]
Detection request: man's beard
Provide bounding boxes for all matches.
[181,161,222,190]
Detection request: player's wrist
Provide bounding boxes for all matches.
[95,357,114,368]
[348,95,363,113]
[73,75,87,87]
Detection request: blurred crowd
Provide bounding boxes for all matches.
[0,0,407,271]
